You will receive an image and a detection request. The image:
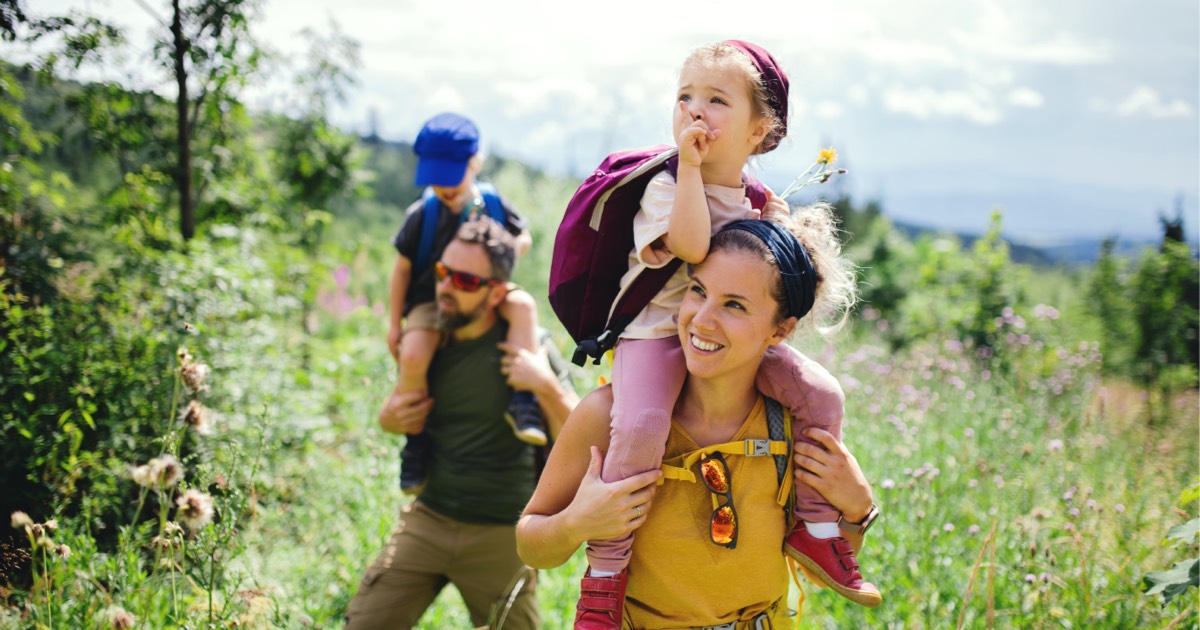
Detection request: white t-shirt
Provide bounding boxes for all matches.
[615,171,761,340]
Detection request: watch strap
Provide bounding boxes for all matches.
[837,503,879,535]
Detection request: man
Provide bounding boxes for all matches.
[347,218,579,629]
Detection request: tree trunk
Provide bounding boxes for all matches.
[172,0,194,241]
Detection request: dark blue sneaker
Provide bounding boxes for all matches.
[399,431,431,495]
[505,391,547,446]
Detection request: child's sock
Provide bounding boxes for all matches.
[589,569,619,578]
[805,521,840,540]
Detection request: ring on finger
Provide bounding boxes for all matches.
[635,505,642,518]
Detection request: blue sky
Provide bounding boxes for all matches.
[28,0,1200,242]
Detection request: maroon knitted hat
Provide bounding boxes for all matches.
[724,40,789,152]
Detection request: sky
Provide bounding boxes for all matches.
[24,0,1200,243]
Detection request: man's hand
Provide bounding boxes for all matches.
[498,342,555,394]
[378,389,434,435]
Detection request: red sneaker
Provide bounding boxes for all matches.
[574,568,627,630]
[784,525,882,608]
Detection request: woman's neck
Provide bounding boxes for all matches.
[675,369,760,446]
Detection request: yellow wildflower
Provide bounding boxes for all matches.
[818,147,838,165]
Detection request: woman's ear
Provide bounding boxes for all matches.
[467,154,484,175]
[769,316,798,345]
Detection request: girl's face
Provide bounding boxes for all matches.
[678,248,794,380]
[673,58,767,165]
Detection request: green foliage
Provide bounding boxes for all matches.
[1130,240,1199,388]
[1143,481,1199,606]
[1088,238,1134,374]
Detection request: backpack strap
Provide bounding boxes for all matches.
[764,397,795,525]
[415,189,442,278]
[476,182,507,225]
[413,182,508,278]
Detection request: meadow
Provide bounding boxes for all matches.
[4,149,1197,630]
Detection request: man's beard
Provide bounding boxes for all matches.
[435,292,490,333]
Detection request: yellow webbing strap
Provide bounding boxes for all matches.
[659,439,790,497]
[785,556,806,628]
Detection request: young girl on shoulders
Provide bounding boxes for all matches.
[572,40,881,629]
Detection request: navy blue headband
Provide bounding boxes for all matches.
[721,219,817,320]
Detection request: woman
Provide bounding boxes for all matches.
[517,208,879,629]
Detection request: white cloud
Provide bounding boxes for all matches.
[1112,86,1194,119]
[813,101,845,119]
[1007,87,1045,108]
[426,85,465,114]
[883,86,1001,125]
[847,85,870,107]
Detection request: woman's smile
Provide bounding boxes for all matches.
[689,334,724,353]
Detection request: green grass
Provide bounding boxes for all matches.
[213,299,1197,628]
[3,164,1195,629]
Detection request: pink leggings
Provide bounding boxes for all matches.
[586,338,844,573]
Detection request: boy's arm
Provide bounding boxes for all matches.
[514,228,533,258]
[388,254,413,360]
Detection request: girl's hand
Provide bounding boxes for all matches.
[761,190,789,223]
[566,446,660,542]
[677,101,720,168]
[794,428,874,522]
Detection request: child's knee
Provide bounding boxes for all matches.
[502,289,538,319]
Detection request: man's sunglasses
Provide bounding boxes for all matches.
[699,452,738,549]
[435,261,502,292]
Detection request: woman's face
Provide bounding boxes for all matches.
[678,248,792,379]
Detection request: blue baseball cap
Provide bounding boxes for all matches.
[413,112,480,187]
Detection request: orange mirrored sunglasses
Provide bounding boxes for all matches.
[435,261,502,292]
[699,452,738,549]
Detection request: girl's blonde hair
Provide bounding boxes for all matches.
[709,205,858,337]
[681,42,786,155]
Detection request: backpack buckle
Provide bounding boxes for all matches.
[745,439,771,457]
[572,331,616,367]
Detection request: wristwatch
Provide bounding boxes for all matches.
[837,503,880,535]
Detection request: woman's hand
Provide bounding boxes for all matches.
[794,428,874,523]
[564,446,660,542]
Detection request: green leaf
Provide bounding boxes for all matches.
[1144,559,1199,605]
[1166,518,1200,546]
[1179,482,1200,507]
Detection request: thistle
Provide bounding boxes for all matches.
[181,362,211,393]
[176,489,215,532]
[131,455,185,489]
[10,511,32,530]
[778,146,848,203]
[181,399,212,435]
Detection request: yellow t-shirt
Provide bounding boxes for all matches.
[623,397,792,629]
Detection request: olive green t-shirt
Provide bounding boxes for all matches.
[418,322,569,525]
